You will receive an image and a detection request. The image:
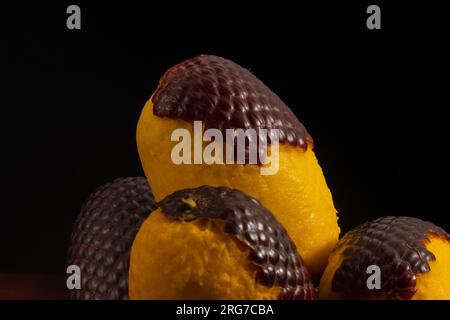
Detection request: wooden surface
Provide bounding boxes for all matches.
[0,274,67,300]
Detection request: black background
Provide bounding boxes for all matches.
[5,2,449,273]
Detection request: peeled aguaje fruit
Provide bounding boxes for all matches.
[129,185,316,300]
[319,216,450,300]
[67,177,157,299]
[136,55,339,280]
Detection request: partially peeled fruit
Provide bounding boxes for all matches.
[136,55,340,280]
[319,216,450,300]
[129,185,316,300]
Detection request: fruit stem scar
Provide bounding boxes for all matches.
[181,197,197,209]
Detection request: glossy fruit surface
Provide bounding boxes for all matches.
[67,177,156,299]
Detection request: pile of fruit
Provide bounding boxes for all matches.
[67,55,450,300]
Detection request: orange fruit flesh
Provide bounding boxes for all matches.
[318,235,450,300]
[129,208,280,299]
[413,236,450,300]
[136,98,340,281]
[317,241,346,300]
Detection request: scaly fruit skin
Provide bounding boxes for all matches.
[129,186,316,300]
[67,177,157,300]
[319,216,450,300]
[136,55,339,281]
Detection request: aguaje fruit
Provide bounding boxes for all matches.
[136,55,339,280]
[319,216,450,300]
[129,185,316,300]
[67,177,157,299]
